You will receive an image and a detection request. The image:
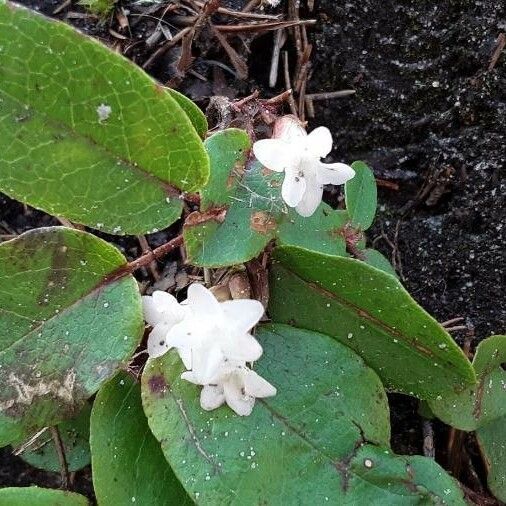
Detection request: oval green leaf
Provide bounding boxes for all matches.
[0,1,209,235]
[184,130,347,267]
[167,89,208,140]
[429,335,506,431]
[91,372,191,505]
[142,324,392,503]
[345,161,377,230]
[477,418,506,502]
[268,245,475,400]
[200,128,251,209]
[19,403,91,472]
[362,248,398,278]
[340,445,465,505]
[427,335,506,502]
[0,227,143,446]
[0,487,89,506]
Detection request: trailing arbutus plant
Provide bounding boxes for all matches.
[0,1,504,505]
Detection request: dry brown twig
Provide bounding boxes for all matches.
[137,235,161,281]
[488,32,505,71]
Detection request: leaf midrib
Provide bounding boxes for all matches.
[0,81,183,197]
[164,375,442,504]
[276,263,472,382]
[0,264,130,357]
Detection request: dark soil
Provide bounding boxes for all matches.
[311,0,505,341]
[1,0,505,503]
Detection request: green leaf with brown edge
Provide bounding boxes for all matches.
[0,487,89,506]
[167,89,208,140]
[91,372,192,505]
[19,402,91,472]
[141,324,392,504]
[0,1,209,235]
[184,130,347,267]
[428,335,506,502]
[345,161,377,230]
[268,245,476,400]
[0,227,143,447]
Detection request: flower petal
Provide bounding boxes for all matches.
[282,171,306,207]
[223,378,255,416]
[190,345,224,385]
[316,162,355,185]
[252,139,300,173]
[243,369,277,398]
[221,299,264,334]
[164,319,195,350]
[295,177,323,217]
[180,370,199,384]
[200,384,225,411]
[186,283,222,321]
[222,333,263,363]
[142,291,183,327]
[146,323,172,358]
[142,296,162,327]
[178,347,193,369]
[307,126,333,158]
[273,116,307,143]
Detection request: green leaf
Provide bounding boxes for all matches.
[362,248,398,278]
[477,418,506,502]
[141,324,466,504]
[184,130,347,267]
[340,445,465,505]
[142,324,392,503]
[268,245,476,400]
[428,335,506,502]
[91,372,191,505]
[20,403,91,472]
[200,128,251,209]
[0,1,209,235]
[428,335,506,431]
[0,227,143,446]
[277,207,348,257]
[167,89,208,140]
[0,487,89,506]
[345,161,377,230]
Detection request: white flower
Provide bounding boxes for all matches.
[142,291,186,358]
[142,284,275,415]
[183,361,277,417]
[252,117,355,217]
[144,284,264,378]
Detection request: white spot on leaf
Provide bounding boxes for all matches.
[96,104,112,122]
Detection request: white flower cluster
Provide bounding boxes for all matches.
[143,284,276,416]
[253,117,355,217]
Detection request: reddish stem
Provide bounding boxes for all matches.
[127,235,183,272]
[105,235,184,283]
